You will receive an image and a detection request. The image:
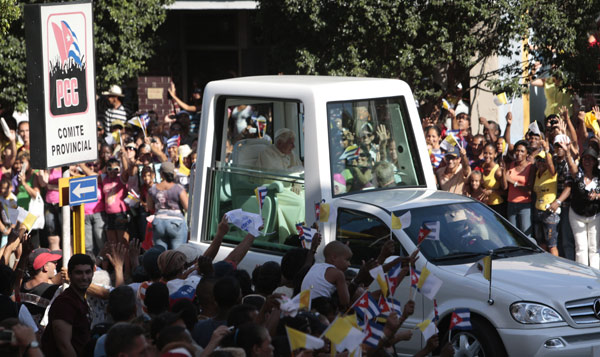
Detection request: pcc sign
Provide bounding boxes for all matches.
[25,1,97,169]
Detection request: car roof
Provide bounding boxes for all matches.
[340,188,473,212]
[203,75,413,102]
[212,75,404,86]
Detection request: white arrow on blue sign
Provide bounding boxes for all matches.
[69,175,98,206]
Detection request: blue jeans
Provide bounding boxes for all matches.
[507,202,532,237]
[85,212,106,258]
[533,209,559,248]
[152,217,188,250]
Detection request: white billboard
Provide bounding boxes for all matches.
[25,2,98,168]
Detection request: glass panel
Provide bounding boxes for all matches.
[328,96,424,196]
[394,202,540,265]
[335,208,403,267]
[205,164,305,253]
[222,98,302,166]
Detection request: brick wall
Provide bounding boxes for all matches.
[137,76,172,118]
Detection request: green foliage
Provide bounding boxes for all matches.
[0,0,19,37]
[258,0,600,111]
[0,0,173,112]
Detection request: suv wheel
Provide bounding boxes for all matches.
[442,316,506,357]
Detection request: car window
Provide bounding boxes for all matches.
[201,96,307,254]
[327,96,425,196]
[336,208,406,267]
[395,202,539,265]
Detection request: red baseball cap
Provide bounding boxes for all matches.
[29,248,62,271]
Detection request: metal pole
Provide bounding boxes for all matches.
[61,168,71,266]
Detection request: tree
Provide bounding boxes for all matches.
[0,0,173,113]
[258,0,600,114]
[0,0,19,36]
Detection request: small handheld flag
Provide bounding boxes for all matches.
[440,133,461,151]
[315,202,320,221]
[423,221,440,241]
[417,226,432,245]
[167,135,180,148]
[297,225,317,249]
[339,145,360,161]
[254,186,268,211]
[391,212,402,230]
[377,295,390,316]
[351,291,380,322]
[320,202,330,222]
[494,92,508,106]
[416,265,443,300]
[363,321,385,348]
[322,315,366,353]
[369,265,389,297]
[416,319,438,342]
[449,308,472,331]
[286,326,325,351]
[387,261,403,295]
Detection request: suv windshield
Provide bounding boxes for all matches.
[327,96,424,196]
[395,202,541,265]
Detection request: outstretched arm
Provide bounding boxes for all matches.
[203,215,228,261]
[168,83,199,112]
[223,232,255,266]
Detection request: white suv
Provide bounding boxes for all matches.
[189,76,600,356]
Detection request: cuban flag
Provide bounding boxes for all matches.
[417,226,432,245]
[339,145,360,161]
[410,266,420,288]
[297,226,317,249]
[352,291,380,322]
[386,297,403,316]
[363,321,385,348]
[254,186,268,210]
[387,261,403,295]
[51,20,82,67]
[167,135,180,148]
[449,308,472,330]
[377,295,390,316]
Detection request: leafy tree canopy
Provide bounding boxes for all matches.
[0,0,173,113]
[258,0,600,113]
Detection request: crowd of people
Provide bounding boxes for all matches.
[1,73,598,355]
[0,83,457,357]
[424,96,600,267]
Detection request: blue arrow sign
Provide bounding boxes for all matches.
[69,175,98,206]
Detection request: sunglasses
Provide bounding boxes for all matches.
[107,167,120,172]
[126,147,137,151]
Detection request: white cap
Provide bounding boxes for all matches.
[455,100,469,116]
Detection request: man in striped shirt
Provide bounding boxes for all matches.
[101,85,129,132]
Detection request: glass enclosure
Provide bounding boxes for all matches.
[327,96,424,196]
[204,96,307,253]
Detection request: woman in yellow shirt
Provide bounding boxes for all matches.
[481,143,506,216]
[532,141,558,256]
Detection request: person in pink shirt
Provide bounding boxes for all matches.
[79,162,107,258]
[102,151,131,244]
[37,167,62,251]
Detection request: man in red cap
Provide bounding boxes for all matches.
[20,248,62,327]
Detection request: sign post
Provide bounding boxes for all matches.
[25,1,98,169]
[68,175,98,254]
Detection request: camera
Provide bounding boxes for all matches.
[0,330,13,342]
